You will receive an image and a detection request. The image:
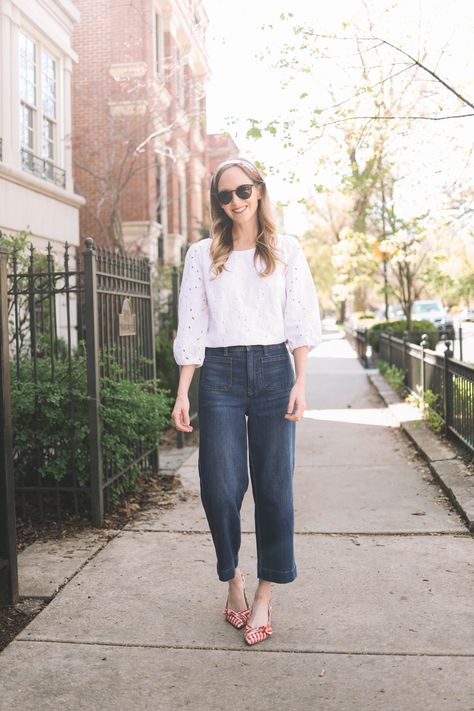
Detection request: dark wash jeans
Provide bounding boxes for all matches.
[197,341,297,583]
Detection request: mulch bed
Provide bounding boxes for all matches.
[0,426,199,653]
[0,600,47,653]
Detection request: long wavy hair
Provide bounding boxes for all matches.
[208,158,286,278]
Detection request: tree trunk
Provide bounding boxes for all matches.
[352,284,367,312]
[338,300,346,324]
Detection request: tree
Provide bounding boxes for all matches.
[72,44,207,250]
[378,229,428,331]
[331,228,380,322]
[242,4,474,318]
[246,6,437,314]
[302,192,351,319]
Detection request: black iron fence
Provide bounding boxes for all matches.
[345,326,372,368]
[379,331,474,455]
[344,323,472,459]
[346,324,474,455]
[1,237,159,533]
[7,239,87,526]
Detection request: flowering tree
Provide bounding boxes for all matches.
[331,228,379,321]
[244,4,474,317]
[377,228,428,331]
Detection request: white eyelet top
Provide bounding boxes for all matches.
[172,234,323,367]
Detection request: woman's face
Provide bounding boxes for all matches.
[216,166,262,225]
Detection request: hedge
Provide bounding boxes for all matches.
[367,319,438,352]
[10,348,174,505]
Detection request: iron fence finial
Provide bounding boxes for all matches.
[444,340,453,357]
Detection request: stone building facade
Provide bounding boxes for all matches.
[0,0,83,250]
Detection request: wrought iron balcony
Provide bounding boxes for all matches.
[20,148,66,189]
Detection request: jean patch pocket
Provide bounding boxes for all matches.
[261,354,294,391]
[201,356,232,391]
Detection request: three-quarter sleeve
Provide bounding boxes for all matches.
[172,243,210,366]
[284,238,323,354]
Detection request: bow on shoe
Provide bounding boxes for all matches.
[224,605,251,629]
[243,622,273,646]
[245,623,272,634]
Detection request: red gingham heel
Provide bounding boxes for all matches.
[223,572,250,629]
[244,599,272,646]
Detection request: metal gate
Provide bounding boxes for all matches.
[78,238,159,525]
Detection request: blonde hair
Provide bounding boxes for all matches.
[208,158,286,278]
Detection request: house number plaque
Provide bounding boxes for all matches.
[119,297,136,336]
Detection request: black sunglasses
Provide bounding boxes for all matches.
[215,181,263,205]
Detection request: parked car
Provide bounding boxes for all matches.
[374,304,405,320]
[458,307,474,322]
[411,300,455,338]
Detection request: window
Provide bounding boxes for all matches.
[41,50,56,162]
[19,31,62,186]
[19,32,36,167]
[20,103,34,151]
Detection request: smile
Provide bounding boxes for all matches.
[232,206,248,214]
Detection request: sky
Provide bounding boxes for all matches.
[203,0,474,236]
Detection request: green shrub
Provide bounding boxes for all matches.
[378,359,407,396]
[156,335,179,397]
[415,387,444,432]
[10,347,174,504]
[99,355,174,503]
[11,355,89,486]
[368,319,437,352]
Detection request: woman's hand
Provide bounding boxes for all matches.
[284,381,306,421]
[171,394,193,432]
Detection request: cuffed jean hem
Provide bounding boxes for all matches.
[257,565,297,584]
[217,563,238,582]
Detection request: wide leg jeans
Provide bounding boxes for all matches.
[197,342,297,583]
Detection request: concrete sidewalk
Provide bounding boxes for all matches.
[1,330,473,710]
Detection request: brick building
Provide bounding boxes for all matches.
[206,133,239,175]
[72,0,212,265]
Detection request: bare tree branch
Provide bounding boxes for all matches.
[373,36,474,110]
[296,29,474,111]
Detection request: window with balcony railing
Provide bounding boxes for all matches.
[19,31,64,188]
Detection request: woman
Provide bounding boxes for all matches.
[171,157,322,646]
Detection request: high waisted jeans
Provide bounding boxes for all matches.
[197,341,297,584]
